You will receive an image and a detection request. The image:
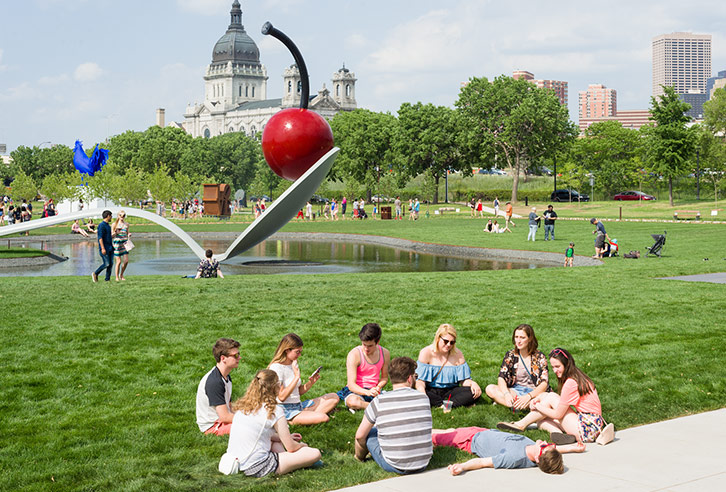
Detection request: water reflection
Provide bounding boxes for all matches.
[0,238,544,277]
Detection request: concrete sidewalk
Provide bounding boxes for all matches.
[337,408,725,492]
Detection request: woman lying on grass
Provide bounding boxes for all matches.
[269,333,339,425]
[497,348,614,445]
[485,324,550,411]
[218,369,321,477]
[415,323,482,409]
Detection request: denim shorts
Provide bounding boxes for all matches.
[337,386,375,405]
[511,384,534,397]
[279,399,316,420]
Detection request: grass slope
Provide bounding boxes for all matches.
[0,214,724,491]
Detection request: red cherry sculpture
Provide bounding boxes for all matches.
[261,22,334,181]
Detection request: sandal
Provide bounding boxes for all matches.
[496,421,523,433]
[550,432,577,445]
[595,423,615,445]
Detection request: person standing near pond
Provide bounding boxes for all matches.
[341,196,347,219]
[112,210,130,281]
[527,207,540,241]
[91,210,114,282]
[543,205,558,241]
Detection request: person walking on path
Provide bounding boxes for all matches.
[543,205,558,241]
[91,210,114,282]
[527,207,540,241]
[112,210,131,281]
[493,197,500,217]
[196,338,241,436]
[354,356,433,474]
[505,201,515,228]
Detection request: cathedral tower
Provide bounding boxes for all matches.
[332,64,357,110]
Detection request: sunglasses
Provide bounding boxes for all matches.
[225,352,241,359]
[440,337,456,346]
[539,443,555,458]
[549,348,569,359]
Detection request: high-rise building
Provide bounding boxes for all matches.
[652,32,711,119]
[707,70,726,98]
[513,70,568,106]
[578,84,617,120]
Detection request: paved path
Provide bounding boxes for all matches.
[660,272,726,284]
[337,408,725,492]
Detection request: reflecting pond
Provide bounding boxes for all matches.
[0,238,548,277]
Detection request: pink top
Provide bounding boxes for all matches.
[557,378,602,415]
[356,346,384,388]
[71,222,81,232]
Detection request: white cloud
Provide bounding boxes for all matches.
[0,83,36,103]
[38,73,70,86]
[177,0,230,15]
[74,62,103,82]
[0,48,6,71]
[345,34,368,50]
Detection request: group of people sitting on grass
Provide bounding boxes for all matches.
[197,323,614,479]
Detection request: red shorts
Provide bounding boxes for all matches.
[204,420,232,436]
[432,426,488,454]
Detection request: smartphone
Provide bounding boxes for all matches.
[310,366,322,379]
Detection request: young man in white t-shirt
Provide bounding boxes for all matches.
[196,338,241,435]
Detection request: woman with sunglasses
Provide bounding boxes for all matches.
[485,324,550,411]
[497,348,614,445]
[268,333,339,425]
[415,324,482,409]
[432,426,585,475]
[111,210,131,281]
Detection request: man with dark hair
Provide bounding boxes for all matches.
[590,218,610,258]
[337,323,391,411]
[196,338,241,435]
[91,210,113,282]
[195,249,224,279]
[543,204,558,241]
[355,356,432,474]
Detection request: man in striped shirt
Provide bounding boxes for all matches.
[354,356,433,474]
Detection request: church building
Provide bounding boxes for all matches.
[183,1,357,138]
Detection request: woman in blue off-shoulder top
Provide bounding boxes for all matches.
[415,324,482,409]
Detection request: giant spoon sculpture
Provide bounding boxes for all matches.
[0,23,339,263]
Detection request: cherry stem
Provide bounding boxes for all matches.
[262,22,309,110]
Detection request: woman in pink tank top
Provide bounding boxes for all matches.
[337,323,391,411]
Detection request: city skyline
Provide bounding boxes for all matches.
[2,0,726,153]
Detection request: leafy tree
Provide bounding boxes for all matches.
[179,137,212,180]
[207,132,261,190]
[395,102,470,203]
[9,144,74,181]
[115,167,148,206]
[173,173,201,204]
[703,87,726,137]
[107,130,145,169]
[86,161,123,205]
[643,86,696,206]
[571,120,642,197]
[248,159,289,201]
[456,75,577,202]
[9,171,37,202]
[693,125,726,204]
[40,173,79,204]
[330,109,398,199]
[134,126,193,175]
[147,164,176,205]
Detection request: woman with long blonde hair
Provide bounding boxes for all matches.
[219,369,321,477]
[415,323,482,409]
[268,333,339,425]
[111,210,130,281]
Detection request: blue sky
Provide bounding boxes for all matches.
[2,0,726,153]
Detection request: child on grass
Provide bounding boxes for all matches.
[564,243,574,267]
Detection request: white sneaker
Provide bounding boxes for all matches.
[596,423,615,445]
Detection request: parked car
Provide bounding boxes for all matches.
[613,190,655,201]
[309,194,329,204]
[248,195,272,203]
[478,168,507,175]
[551,189,590,202]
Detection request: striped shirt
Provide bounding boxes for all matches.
[364,387,432,471]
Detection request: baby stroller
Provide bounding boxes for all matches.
[646,231,666,257]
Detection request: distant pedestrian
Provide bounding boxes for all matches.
[564,243,574,267]
[91,210,114,282]
[394,196,402,220]
[543,205,558,241]
[527,207,540,241]
[341,196,347,218]
[493,197,500,217]
[305,201,313,221]
[590,218,609,258]
[413,198,420,220]
[505,201,515,228]
[476,199,484,218]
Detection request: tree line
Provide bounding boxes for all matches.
[5,79,726,207]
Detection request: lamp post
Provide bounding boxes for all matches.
[696,150,700,200]
[37,141,51,148]
[444,169,449,204]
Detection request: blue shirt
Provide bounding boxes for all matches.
[416,361,472,389]
[528,212,538,226]
[97,220,112,252]
[596,221,607,235]
[471,430,536,469]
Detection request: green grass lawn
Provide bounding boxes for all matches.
[0,208,725,491]
[0,247,50,258]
